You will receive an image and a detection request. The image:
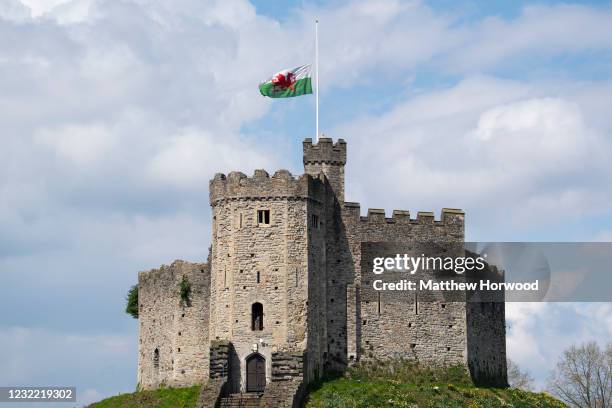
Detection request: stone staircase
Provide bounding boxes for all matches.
[219,393,262,408]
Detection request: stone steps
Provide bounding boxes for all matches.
[219,393,262,408]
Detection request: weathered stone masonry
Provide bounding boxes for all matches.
[137,137,507,407]
[138,260,210,390]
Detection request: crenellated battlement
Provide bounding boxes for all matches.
[209,169,326,205]
[343,202,464,224]
[138,136,508,395]
[303,137,347,165]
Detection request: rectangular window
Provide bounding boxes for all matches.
[310,214,319,229]
[257,209,270,225]
[236,212,242,229]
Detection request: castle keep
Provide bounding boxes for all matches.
[137,138,507,407]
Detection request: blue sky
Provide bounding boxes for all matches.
[0,0,611,406]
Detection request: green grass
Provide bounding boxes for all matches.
[87,385,200,408]
[304,378,567,408]
[305,361,567,408]
[88,362,568,408]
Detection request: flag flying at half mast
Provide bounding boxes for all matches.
[259,64,313,98]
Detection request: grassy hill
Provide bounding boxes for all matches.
[304,361,566,408]
[89,362,567,408]
[304,378,566,408]
[87,385,199,408]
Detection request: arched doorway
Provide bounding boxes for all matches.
[246,353,266,393]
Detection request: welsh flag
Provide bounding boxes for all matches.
[259,64,313,98]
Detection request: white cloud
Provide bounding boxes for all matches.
[448,4,612,72]
[34,122,116,164]
[18,0,69,16]
[0,326,136,406]
[1,0,612,400]
[335,77,612,238]
[147,129,274,188]
[0,0,31,20]
[506,302,612,390]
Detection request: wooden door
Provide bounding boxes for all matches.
[246,354,266,393]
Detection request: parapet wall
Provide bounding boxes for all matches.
[138,260,210,390]
[209,170,328,205]
[343,203,465,226]
[303,137,346,165]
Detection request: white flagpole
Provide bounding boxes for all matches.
[315,19,319,143]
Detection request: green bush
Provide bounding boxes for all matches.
[180,276,191,307]
[125,284,138,319]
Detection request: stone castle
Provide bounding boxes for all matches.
[137,138,507,407]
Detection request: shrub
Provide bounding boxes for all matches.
[180,276,191,307]
[125,284,138,319]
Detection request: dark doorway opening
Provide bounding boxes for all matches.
[246,353,266,393]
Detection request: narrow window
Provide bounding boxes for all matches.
[153,348,159,369]
[239,213,243,228]
[311,214,319,228]
[257,210,270,225]
[256,271,261,283]
[414,292,418,315]
[377,292,381,315]
[251,302,264,331]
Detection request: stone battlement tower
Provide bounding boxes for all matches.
[303,138,346,201]
[136,138,507,408]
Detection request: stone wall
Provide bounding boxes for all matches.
[136,136,507,395]
[303,138,350,374]
[195,340,232,408]
[303,137,346,202]
[467,302,508,387]
[341,205,468,366]
[208,169,327,392]
[258,351,305,408]
[138,260,210,390]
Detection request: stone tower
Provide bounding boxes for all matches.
[136,137,507,408]
[303,138,346,202]
[207,161,333,395]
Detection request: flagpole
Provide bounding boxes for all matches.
[315,19,319,143]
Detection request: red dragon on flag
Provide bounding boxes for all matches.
[259,65,312,98]
[271,70,296,91]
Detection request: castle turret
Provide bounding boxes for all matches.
[303,138,346,202]
[207,168,328,393]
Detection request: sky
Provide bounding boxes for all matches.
[0,0,611,405]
